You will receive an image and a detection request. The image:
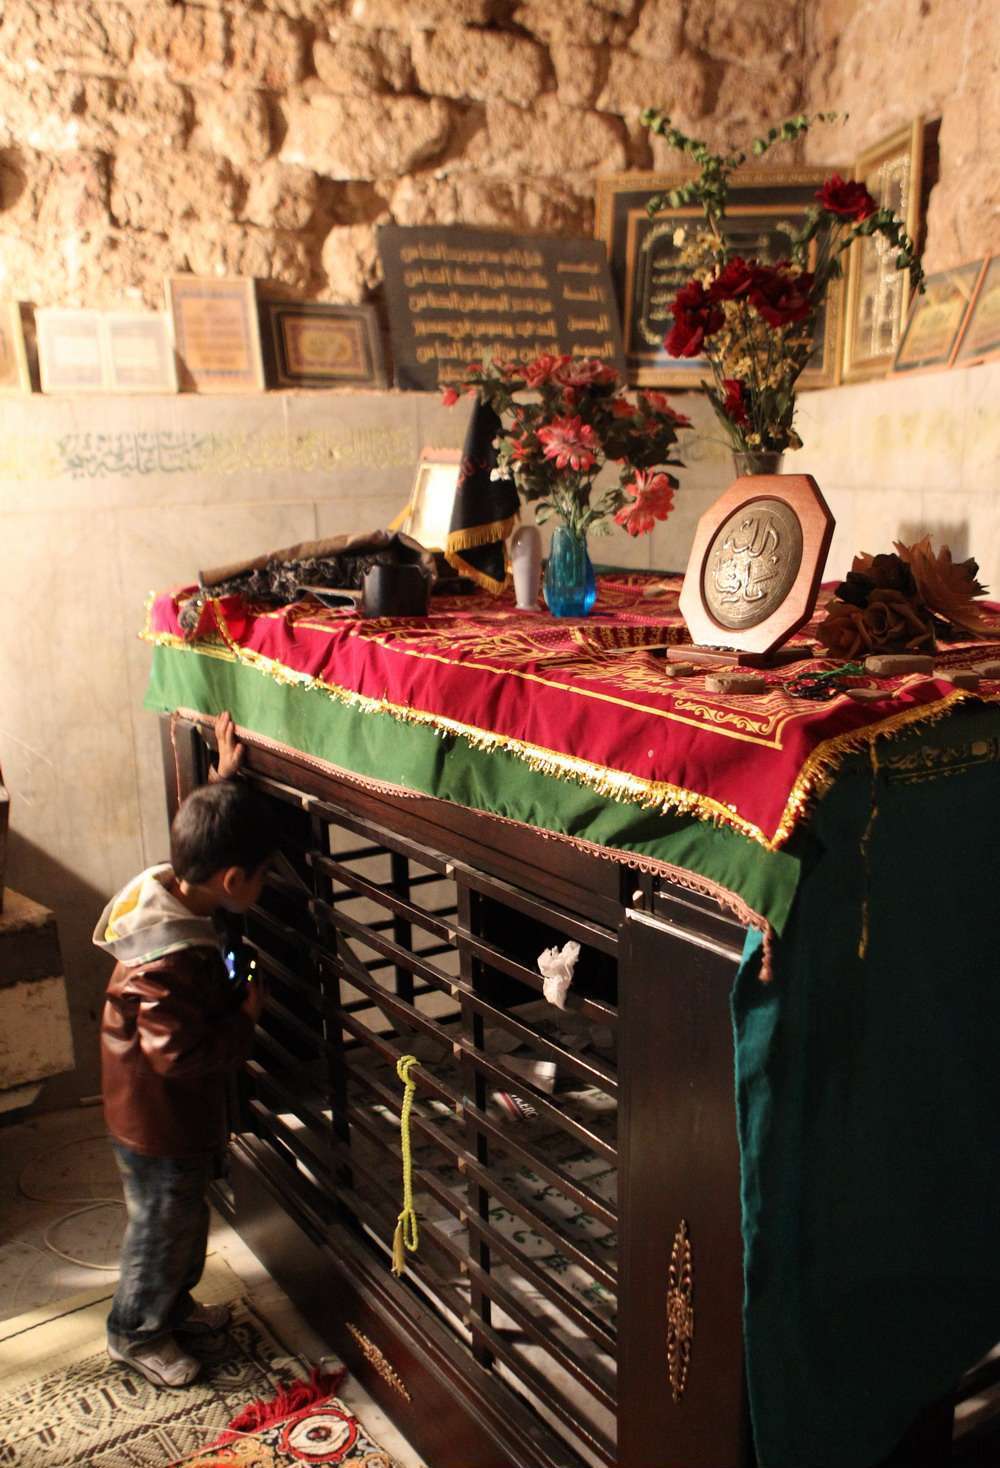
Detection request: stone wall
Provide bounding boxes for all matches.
[1,0,806,311]
[803,0,999,272]
[2,1,994,312]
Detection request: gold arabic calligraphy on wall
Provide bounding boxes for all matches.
[703,499,803,630]
[0,425,414,482]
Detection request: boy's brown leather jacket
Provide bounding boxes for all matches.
[94,865,254,1157]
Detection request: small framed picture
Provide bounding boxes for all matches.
[0,301,31,394]
[842,120,925,381]
[36,309,107,392]
[105,311,178,392]
[954,255,1000,367]
[394,449,463,551]
[166,275,264,393]
[892,260,985,374]
[258,300,386,389]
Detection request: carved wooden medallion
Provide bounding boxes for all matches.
[680,474,835,656]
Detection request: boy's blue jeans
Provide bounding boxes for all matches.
[107,1142,216,1350]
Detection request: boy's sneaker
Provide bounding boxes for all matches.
[176,1301,232,1336]
[108,1334,201,1388]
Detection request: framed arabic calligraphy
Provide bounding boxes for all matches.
[680,474,835,659]
[595,169,843,390]
[841,121,925,381]
[0,301,31,394]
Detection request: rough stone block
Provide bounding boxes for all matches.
[513,0,620,47]
[0,890,60,984]
[0,976,75,1089]
[110,146,239,232]
[686,0,800,64]
[411,24,547,107]
[389,173,590,235]
[549,42,605,110]
[313,28,413,95]
[348,0,496,27]
[228,8,306,90]
[1,0,135,75]
[281,91,453,178]
[193,87,274,166]
[185,221,315,292]
[597,50,708,122]
[134,4,228,82]
[320,220,384,302]
[691,62,801,151]
[462,95,627,177]
[629,0,684,58]
[243,161,319,230]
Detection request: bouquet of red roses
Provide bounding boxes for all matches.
[641,111,924,457]
[445,353,689,539]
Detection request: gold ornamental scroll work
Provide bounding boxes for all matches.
[666,1219,694,1403]
[345,1323,412,1402]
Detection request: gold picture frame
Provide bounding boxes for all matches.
[892,260,985,375]
[595,168,844,390]
[954,255,1000,368]
[165,275,265,394]
[394,448,463,552]
[0,301,31,394]
[841,120,924,381]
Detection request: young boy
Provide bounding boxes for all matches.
[93,713,272,1389]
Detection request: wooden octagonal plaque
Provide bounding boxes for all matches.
[680,474,835,656]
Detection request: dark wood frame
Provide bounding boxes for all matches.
[160,715,963,1468]
[594,169,843,390]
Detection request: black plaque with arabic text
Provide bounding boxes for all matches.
[377,225,626,390]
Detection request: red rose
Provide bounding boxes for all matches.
[748,265,815,327]
[816,174,877,220]
[709,256,759,302]
[609,395,637,418]
[441,386,460,407]
[665,279,724,358]
[721,378,749,427]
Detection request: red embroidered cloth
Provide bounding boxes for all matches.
[147,574,1000,849]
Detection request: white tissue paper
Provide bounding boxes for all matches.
[537,939,581,1009]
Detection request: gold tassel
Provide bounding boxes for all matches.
[391,1219,406,1276]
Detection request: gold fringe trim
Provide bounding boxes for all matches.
[444,514,518,594]
[143,603,1000,855]
[771,688,998,847]
[445,514,518,554]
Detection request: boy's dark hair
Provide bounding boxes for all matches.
[170,779,275,884]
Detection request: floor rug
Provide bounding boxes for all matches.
[171,1385,395,1467]
[0,1256,304,1467]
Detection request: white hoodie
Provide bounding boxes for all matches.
[93,864,218,967]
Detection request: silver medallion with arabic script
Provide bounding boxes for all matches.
[702,497,804,631]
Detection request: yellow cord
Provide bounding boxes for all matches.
[391,1055,420,1276]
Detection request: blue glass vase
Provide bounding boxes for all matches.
[544,524,597,617]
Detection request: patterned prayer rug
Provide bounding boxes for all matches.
[171,1393,395,1467]
[0,1258,310,1468]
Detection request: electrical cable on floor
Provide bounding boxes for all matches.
[17,1132,124,1271]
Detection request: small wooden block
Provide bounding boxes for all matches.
[845,687,888,703]
[863,654,935,676]
[939,670,981,689]
[974,660,1000,678]
[663,661,695,678]
[705,673,766,694]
